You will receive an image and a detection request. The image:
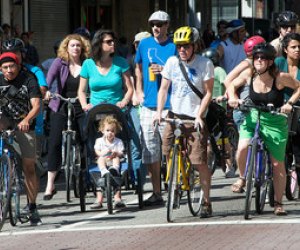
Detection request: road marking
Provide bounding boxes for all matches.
[2,218,300,236]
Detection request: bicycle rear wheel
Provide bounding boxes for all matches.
[255,151,271,214]
[167,145,179,223]
[187,164,203,216]
[0,153,12,231]
[244,140,257,220]
[136,168,144,209]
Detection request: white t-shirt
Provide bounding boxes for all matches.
[94,136,124,154]
[161,55,214,118]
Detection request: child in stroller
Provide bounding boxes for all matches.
[91,115,126,209]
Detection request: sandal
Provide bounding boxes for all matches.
[200,202,212,218]
[231,178,246,193]
[274,201,287,216]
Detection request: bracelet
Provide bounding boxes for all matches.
[287,101,294,106]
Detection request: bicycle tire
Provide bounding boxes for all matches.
[255,150,270,214]
[65,134,72,202]
[244,140,257,220]
[268,180,275,208]
[78,169,86,212]
[226,125,239,171]
[9,158,19,226]
[106,173,113,214]
[286,169,298,200]
[187,164,203,216]
[0,153,13,231]
[167,145,179,222]
[136,168,143,209]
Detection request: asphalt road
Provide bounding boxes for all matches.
[1,168,300,250]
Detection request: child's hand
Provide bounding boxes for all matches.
[108,151,118,159]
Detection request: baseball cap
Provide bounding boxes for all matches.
[226,19,245,34]
[133,31,151,43]
[0,52,19,66]
[148,10,170,22]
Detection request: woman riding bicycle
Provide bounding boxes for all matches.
[153,26,214,218]
[43,34,91,200]
[228,42,300,215]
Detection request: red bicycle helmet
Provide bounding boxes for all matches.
[244,35,266,56]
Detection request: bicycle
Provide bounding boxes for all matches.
[240,102,285,219]
[207,99,239,176]
[0,86,29,231]
[161,118,203,223]
[50,93,86,212]
[285,105,300,200]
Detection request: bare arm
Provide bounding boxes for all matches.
[135,63,144,104]
[77,76,92,111]
[116,70,133,108]
[18,97,41,132]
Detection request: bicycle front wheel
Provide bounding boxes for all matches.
[64,134,72,202]
[167,145,179,223]
[9,157,19,226]
[0,153,13,231]
[187,164,203,216]
[255,151,271,214]
[244,139,257,220]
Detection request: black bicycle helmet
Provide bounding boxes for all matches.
[201,47,220,66]
[276,11,298,26]
[252,43,276,60]
[2,38,25,53]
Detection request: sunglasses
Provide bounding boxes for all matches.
[253,54,267,60]
[281,25,296,30]
[150,22,166,28]
[102,39,115,46]
[176,44,192,50]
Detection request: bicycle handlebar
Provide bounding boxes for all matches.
[50,93,79,104]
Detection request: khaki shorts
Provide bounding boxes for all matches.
[162,112,208,165]
[14,130,36,160]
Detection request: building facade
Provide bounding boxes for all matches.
[1,0,296,62]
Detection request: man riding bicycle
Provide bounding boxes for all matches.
[153,26,214,217]
[0,52,42,225]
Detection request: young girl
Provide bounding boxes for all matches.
[94,115,124,176]
[91,115,126,209]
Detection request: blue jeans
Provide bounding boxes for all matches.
[127,106,146,185]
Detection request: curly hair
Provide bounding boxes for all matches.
[57,34,91,62]
[281,32,300,58]
[98,115,122,134]
[91,29,116,62]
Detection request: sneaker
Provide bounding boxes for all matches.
[90,201,103,209]
[225,167,236,178]
[200,202,212,218]
[114,200,126,209]
[28,209,42,226]
[143,193,164,206]
[21,204,30,215]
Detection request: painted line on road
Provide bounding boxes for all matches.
[2,218,300,237]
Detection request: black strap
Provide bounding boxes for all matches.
[178,57,204,99]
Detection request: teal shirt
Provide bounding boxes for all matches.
[275,56,300,106]
[80,56,129,106]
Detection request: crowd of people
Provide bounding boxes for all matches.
[1,9,300,227]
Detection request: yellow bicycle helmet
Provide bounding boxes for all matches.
[173,26,194,45]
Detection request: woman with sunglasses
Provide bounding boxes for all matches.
[228,43,300,215]
[78,29,142,209]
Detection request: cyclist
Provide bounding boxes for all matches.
[0,52,42,225]
[153,26,214,217]
[227,43,300,215]
[270,11,298,57]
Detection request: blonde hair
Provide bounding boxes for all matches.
[98,115,122,134]
[57,34,91,62]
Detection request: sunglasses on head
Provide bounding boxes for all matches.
[102,39,115,46]
[150,22,166,28]
[176,44,192,50]
[253,54,268,60]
